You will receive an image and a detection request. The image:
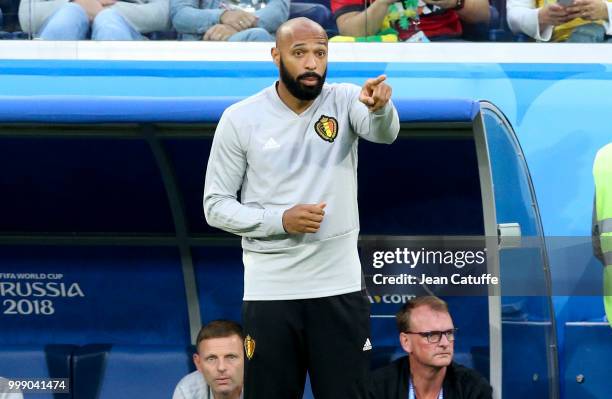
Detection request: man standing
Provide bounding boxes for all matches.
[369,296,492,399]
[592,142,612,326]
[173,320,244,399]
[203,17,400,399]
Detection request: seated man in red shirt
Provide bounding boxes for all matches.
[331,0,490,41]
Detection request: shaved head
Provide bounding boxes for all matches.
[275,17,328,49]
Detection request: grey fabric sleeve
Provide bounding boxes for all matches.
[347,84,400,144]
[203,112,287,238]
[171,0,224,36]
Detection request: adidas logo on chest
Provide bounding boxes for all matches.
[263,137,280,150]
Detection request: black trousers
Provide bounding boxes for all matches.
[242,290,371,399]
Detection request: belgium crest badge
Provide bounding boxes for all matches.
[244,335,256,360]
[314,115,338,143]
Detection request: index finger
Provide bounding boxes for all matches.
[366,75,387,88]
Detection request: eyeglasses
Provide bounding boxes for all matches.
[403,328,457,344]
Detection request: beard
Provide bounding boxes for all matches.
[279,58,326,101]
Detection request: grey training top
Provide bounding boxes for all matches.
[172,371,243,399]
[204,82,400,300]
[172,371,212,399]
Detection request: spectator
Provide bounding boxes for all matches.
[171,0,289,41]
[507,0,612,42]
[18,0,170,40]
[173,320,244,399]
[369,296,492,399]
[331,0,490,41]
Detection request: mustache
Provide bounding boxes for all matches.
[297,72,323,80]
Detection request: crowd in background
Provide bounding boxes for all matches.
[0,0,611,42]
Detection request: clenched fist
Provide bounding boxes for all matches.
[282,202,326,234]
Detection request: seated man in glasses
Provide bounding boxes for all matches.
[369,296,492,399]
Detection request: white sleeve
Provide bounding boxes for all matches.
[507,0,553,41]
[172,384,186,399]
[203,112,287,238]
[346,85,400,144]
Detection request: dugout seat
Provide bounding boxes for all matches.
[72,345,193,399]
